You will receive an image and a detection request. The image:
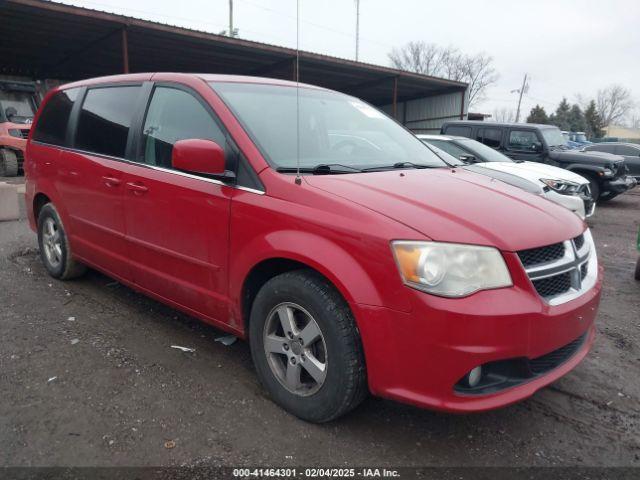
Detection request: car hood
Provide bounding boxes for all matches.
[549,149,624,167]
[305,168,584,252]
[476,161,589,185]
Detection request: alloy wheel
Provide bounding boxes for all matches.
[263,302,327,396]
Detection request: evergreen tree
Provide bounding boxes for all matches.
[584,100,605,139]
[567,104,587,133]
[526,105,549,124]
[549,98,571,131]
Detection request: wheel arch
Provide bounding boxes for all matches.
[233,230,395,338]
[32,192,52,221]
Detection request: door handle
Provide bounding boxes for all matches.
[102,175,121,187]
[125,182,148,194]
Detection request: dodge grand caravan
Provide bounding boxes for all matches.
[25,73,602,422]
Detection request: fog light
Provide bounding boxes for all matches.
[467,366,482,387]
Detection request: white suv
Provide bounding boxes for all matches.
[419,134,595,219]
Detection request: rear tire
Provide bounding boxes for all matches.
[0,149,19,177]
[249,270,367,422]
[635,258,640,281]
[598,192,618,203]
[37,203,87,280]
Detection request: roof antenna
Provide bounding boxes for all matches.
[294,0,302,185]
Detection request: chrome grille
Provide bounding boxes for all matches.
[518,230,597,305]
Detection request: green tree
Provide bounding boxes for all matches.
[567,104,587,132]
[549,98,571,131]
[584,100,605,139]
[526,104,549,124]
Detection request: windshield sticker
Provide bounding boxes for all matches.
[350,101,385,119]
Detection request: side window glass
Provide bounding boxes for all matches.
[32,89,79,146]
[595,144,614,153]
[142,87,226,169]
[75,86,141,158]
[476,128,502,148]
[616,145,640,156]
[508,130,539,150]
[444,125,472,138]
[430,141,467,158]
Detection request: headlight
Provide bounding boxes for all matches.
[8,128,24,138]
[540,178,580,194]
[391,241,512,297]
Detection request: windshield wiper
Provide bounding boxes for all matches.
[276,163,363,175]
[362,161,439,172]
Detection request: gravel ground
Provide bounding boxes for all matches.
[1,178,639,468]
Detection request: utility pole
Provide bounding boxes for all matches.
[229,0,234,37]
[355,0,360,61]
[514,73,528,123]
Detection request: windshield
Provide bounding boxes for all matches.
[458,139,513,163]
[541,128,566,148]
[0,91,36,123]
[210,82,446,171]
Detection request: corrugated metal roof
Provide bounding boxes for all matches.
[1,0,467,106]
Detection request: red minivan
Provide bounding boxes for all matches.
[25,73,602,422]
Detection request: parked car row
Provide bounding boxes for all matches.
[439,121,637,202]
[418,134,594,219]
[25,73,604,422]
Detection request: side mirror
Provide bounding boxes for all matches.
[171,139,228,177]
[531,142,543,152]
[459,154,478,164]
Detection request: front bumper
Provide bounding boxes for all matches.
[603,175,637,195]
[353,253,602,413]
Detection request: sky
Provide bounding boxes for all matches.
[61,0,640,120]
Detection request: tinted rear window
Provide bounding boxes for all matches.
[444,125,472,138]
[32,89,79,146]
[75,86,141,158]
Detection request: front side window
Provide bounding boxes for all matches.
[141,87,226,168]
[32,89,79,146]
[508,130,541,150]
[75,86,141,158]
[616,145,640,156]
[210,82,445,171]
[585,144,614,153]
[459,139,512,162]
[476,128,502,148]
[425,139,468,159]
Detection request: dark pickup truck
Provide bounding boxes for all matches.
[441,121,637,201]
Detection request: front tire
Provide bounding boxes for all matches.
[586,175,601,202]
[597,192,618,203]
[635,258,640,281]
[37,203,87,280]
[249,270,367,422]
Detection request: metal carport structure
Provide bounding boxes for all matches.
[0,0,468,131]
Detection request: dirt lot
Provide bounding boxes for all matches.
[1,178,639,468]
